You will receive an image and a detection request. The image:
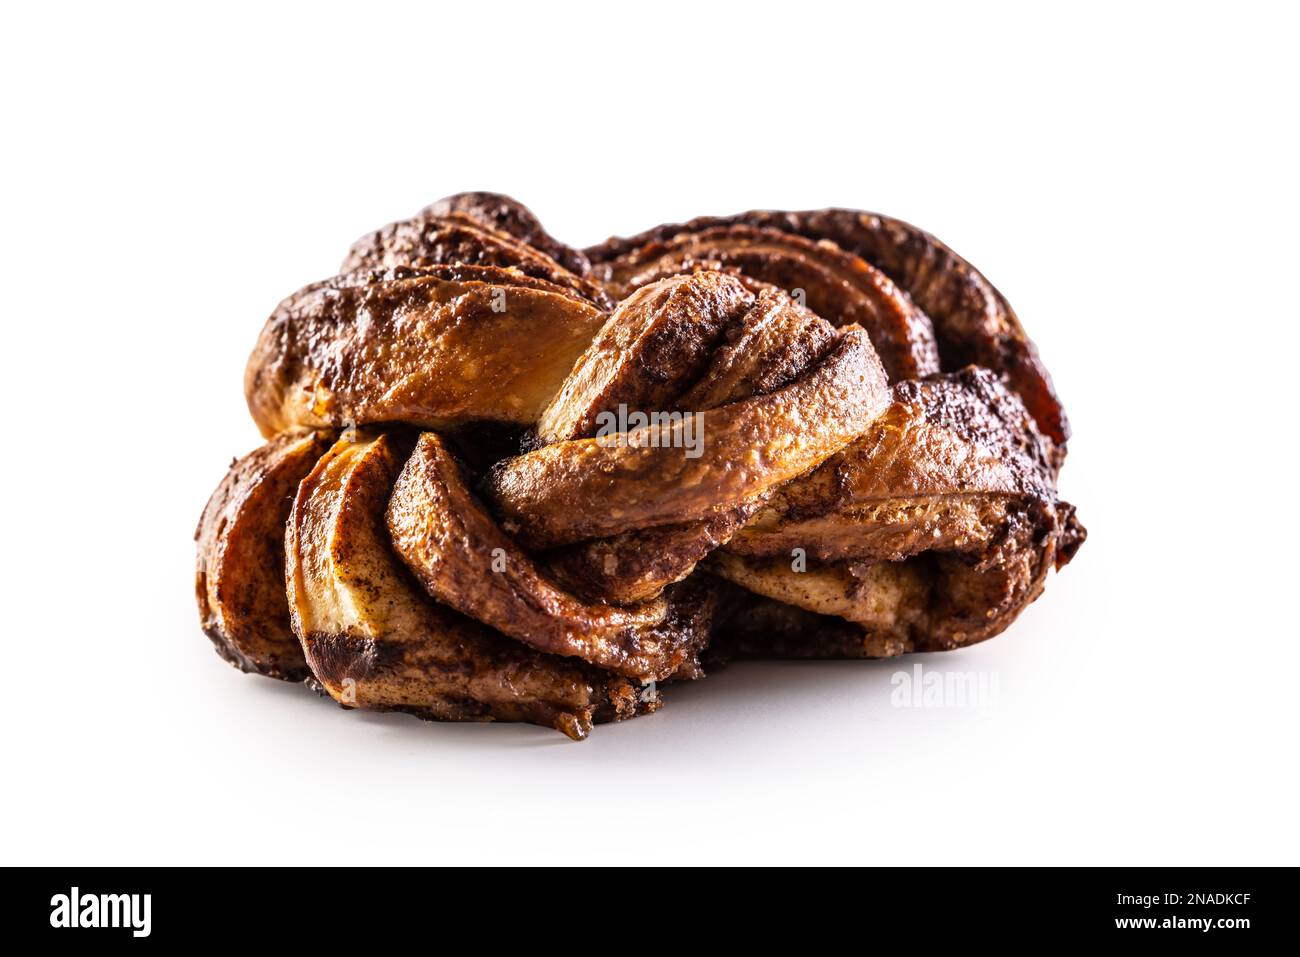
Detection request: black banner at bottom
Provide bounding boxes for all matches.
[5,866,1287,944]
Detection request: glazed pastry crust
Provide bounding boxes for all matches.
[196,192,1083,737]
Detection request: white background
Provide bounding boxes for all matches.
[2,2,1296,866]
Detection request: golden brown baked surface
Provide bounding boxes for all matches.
[195,429,335,679]
[588,208,1071,459]
[284,430,649,739]
[197,192,1084,738]
[245,264,607,437]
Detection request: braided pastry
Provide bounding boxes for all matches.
[196,193,1084,739]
